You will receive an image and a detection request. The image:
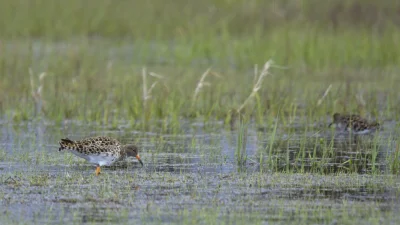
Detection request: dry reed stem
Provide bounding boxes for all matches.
[356,91,366,107]
[237,60,273,113]
[142,67,164,107]
[317,84,332,106]
[29,68,47,116]
[191,68,222,105]
[192,68,211,102]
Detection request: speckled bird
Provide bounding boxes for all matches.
[328,113,381,135]
[58,136,143,175]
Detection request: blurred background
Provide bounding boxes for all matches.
[0,0,399,123]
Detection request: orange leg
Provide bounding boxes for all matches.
[95,165,101,175]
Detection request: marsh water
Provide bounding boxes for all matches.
[1,118,400,224]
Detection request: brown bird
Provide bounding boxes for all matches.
[328,113,381,135]
[59,136,143,175]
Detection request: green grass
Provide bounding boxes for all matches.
[1,32,400,125]
[0,0,399,124]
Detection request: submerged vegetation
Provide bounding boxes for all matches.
[0,0,400,224]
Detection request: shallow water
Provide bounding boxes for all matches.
[0,119,400,224]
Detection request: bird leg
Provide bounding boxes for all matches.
[95,165,101,175]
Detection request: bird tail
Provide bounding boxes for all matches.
[59,138,76,151]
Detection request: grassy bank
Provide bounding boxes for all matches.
[1,34,399,126]
[0,0,399,125]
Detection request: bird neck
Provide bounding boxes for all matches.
[120,146,129,157]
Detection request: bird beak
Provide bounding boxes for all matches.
[136,155,144,167]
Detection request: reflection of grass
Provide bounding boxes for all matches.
[0,149,6,161]
[390,143,400,174]
[29,174,50,186]
[259,135,387,174]
[235,119,248,168]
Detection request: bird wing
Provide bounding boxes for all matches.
[345,115,366,123]
[346,115,369,130]
[76,136,121,153]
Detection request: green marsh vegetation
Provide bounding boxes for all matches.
[1,0,400,224]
